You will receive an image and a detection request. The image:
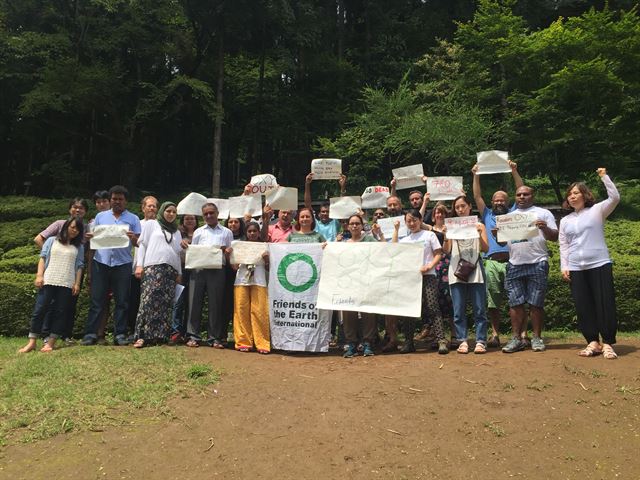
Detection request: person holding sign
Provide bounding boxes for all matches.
[472,160,523,348]
[304,172,347,242]
[185,202,233,348]
[393,209,449,355]
[82,185,141,346]
[266,207,294,243]
[232,222,271,354]
[287,208,327,243]
[442,196,489,354]
[501,187,558,354]
[133,202,182,348]
[559,168,620,359]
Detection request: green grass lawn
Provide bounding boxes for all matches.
[0,337,219,445]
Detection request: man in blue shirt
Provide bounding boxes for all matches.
[471,161,523,348]
[82,185,142,346]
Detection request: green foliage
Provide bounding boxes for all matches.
[0,216,60,251]
[0,196,71,221]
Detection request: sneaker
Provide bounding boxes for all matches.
[502,336,525,353]
[362,342,374,357]
[487,335,500,348]
[438,340,449,355]
[531,336,546,352]
[113,335,131,346]
[80,337,97,346]
[343,343,358,358]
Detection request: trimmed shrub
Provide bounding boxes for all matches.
[0,217,61,251]
[0,255,40,274]
[0,196,71,222]
[1,244,39,259]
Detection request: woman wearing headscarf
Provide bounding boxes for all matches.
[133,202,183,347]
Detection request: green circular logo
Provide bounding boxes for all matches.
[277,253,318,293]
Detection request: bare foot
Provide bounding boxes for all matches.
[40,343,54,353]
[18,340,37,353]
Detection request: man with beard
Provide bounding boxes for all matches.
[472,160,523,348]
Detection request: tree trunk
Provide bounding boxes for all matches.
[212,32,224,197]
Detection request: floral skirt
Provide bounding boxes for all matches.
[135,263,177,342]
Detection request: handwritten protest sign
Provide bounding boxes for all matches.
[376,215,407,240]
[228,194,262,218]
[361,185,390,209]
[317,242,423,317]
[269,243,331,352]
[444,216,479,240]
[207,198,229,219]
[249,174,278,194]
[265,186,298,211]
[177,192,208,215]
[329,196,361,219]
[392,164,425,190]
[230,240,268,265]
[311,158,342,180]
[90,225,130,249]
[476,150,511,175]
[496,212,538,242]
[427,176,463,200]
[185,244,223,269]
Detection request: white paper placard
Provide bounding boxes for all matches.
[496,212,538,242]
[427,176,464,201]
[361,185,390,209]
[177,192,208,215]
[90,225,130,250]
[317,242,423,317]
[185,244,223,269]
[207,198,229,220]
[445,216,479,240]
[476,150,511,175]
[249,174,279,195]
[228,194,262,218]
[392,164,425,190]
[376,215,407,239]
[311,158,342,180]
[230,240,268,265]
[329,196,361,219]
[265,186,298,211]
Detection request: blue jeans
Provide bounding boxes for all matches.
[450,282,488,344]
[84,260,132,340]
[29,285,71,338]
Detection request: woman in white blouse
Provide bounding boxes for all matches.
[133,202,182,348]
[560,168,620,359]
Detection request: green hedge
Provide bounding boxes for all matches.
[0,217,61,251]
[0,196,72,222]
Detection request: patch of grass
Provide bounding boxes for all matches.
[0,337,220,445]
[484,421,505,437]
[526,380,553,391]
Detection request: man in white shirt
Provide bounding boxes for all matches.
[186,202,233,348]
[502,186,558,353]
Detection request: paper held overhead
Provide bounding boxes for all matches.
[207,198,229,219]
[228,194,262,218]
[249,174,279,195]
[475,150,511,175]
[392,164,425,190]
[177,192,208,215]
[329,196,361,219]
[311,158,342,180]
[265,186,298,211]
[427,176,464,201]
[361,185,390,209]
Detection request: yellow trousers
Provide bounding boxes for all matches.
[233,285,270,352]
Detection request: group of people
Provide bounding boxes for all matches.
[18,162,621,361]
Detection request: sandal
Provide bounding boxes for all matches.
[133,339,145,349]
[474,342,487,354]
[457,341,469,354]
[40,343,54,353]
[578,342,602,357]
[257,349,270,355]
[236,346,250,352]
[602,344,618,360]
[186,339,199,348]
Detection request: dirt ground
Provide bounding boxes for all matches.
[2,338,640,480]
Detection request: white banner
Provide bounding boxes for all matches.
[444,216,479,240]
[427,176,463,201]
[177,192,208,215]
[496,212,538,242]
[317,242,423,317]
[90,225,130,250]
[249,174,279,195]
[230,240,268,265]
[329,196,362,219]
[269,244,332,352]
[311,158,342,180]
[228,194,262,218]
[476,150,511,175]
[376,215,407,239]
[361,185,390,209]
[185,244,223,269]
[265,186,298,211]
[207,198,229,220]
[392,164,425,190]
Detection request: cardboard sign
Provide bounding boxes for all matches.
[496,212,538,242]
[361,185,390,209]
[90,225,130,250]
[228,194,262,218]
[265,186,298,211]
[427,176,464,201]
[444,216,479,240]
[177,192,208,216]
[392,164,425,190]
[329,196,361,219]
[249,174,279,195]
[476,150,511,175]
[311,158,342,180]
